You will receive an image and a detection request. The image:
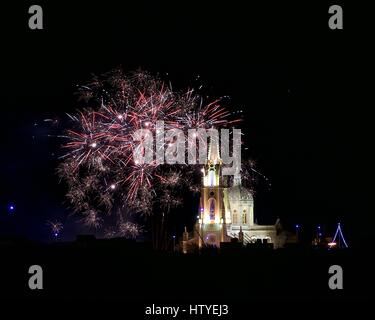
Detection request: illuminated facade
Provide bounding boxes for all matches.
[182,140,284,252]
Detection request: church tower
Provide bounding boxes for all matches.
[197,137,228,247]
[183,134,284,252]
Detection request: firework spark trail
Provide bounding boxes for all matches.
[118,221,143,239]
[46,220,63,236]
[239,159,272,192]
[81,210,102,228]
[57,69,242,229]
[104,221,143,239]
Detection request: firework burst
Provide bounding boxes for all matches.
[46,220,63,237]
[58,69,241,230]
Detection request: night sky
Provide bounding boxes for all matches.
[0,1,373,245]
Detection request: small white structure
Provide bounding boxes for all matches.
[225,181,280,247]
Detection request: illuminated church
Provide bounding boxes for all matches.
[182,140,286,252]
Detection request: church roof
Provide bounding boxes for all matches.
[227,185,253,201]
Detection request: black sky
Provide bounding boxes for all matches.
[0,1,373,244]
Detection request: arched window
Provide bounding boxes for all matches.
[208,198,216,220]
[242,211,247,224]
[208,167,215,187]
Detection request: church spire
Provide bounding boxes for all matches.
[203,134,222,187]
[207,134,220,163]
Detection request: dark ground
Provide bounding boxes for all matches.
[1,238,374,317]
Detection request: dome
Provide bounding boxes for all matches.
[227,185,253,201]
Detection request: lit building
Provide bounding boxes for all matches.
[182,139,286,252]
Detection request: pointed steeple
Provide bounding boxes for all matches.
[203,134,222,187]
[208,133,220,162]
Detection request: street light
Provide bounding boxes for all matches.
[295,224,300,240]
